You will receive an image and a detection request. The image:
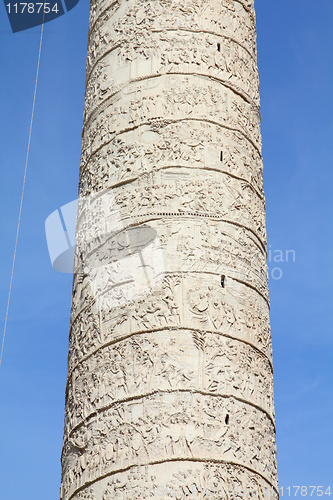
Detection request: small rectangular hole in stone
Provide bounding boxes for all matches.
[217,43,221,52]
[220,151,223,162]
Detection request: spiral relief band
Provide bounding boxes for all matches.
[60,0,279,499]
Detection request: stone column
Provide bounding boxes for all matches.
[60,0,278,499]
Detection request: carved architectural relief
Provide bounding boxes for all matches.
[72,221,268,304]
[66,274,273,414]
[84,32,260,119]
[88,0,257,72]
[80,76,262,165]
[73,462,277,500]
[79,122,264,197]
[76,171,267,247]
[61,392,277,499]
[64,329,275,437]
[60,0,278,498]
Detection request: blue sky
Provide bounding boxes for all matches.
[0,1,332,498]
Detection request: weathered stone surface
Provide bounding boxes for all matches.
[62,393,276,499]
[71,462,277,500]
[78,122,264,196]
[60,0,278,498]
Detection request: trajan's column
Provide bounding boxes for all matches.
[60,0,278,499]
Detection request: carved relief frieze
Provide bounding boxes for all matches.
[84,31,260,120]
[80,75,261,166]
[64,329,274,436]
[77,461,277,500]
[67,274,272,373]
[67,461,278,500]
[61,0,278,497]
[87,0,257,72]
[78,122,264,198]
[60,392,277,500]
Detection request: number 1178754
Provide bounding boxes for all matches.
[6,3,59,14]
[280,486,331,496]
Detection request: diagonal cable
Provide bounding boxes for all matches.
[0,20,45,369]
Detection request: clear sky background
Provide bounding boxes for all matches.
[0,1,332,499]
